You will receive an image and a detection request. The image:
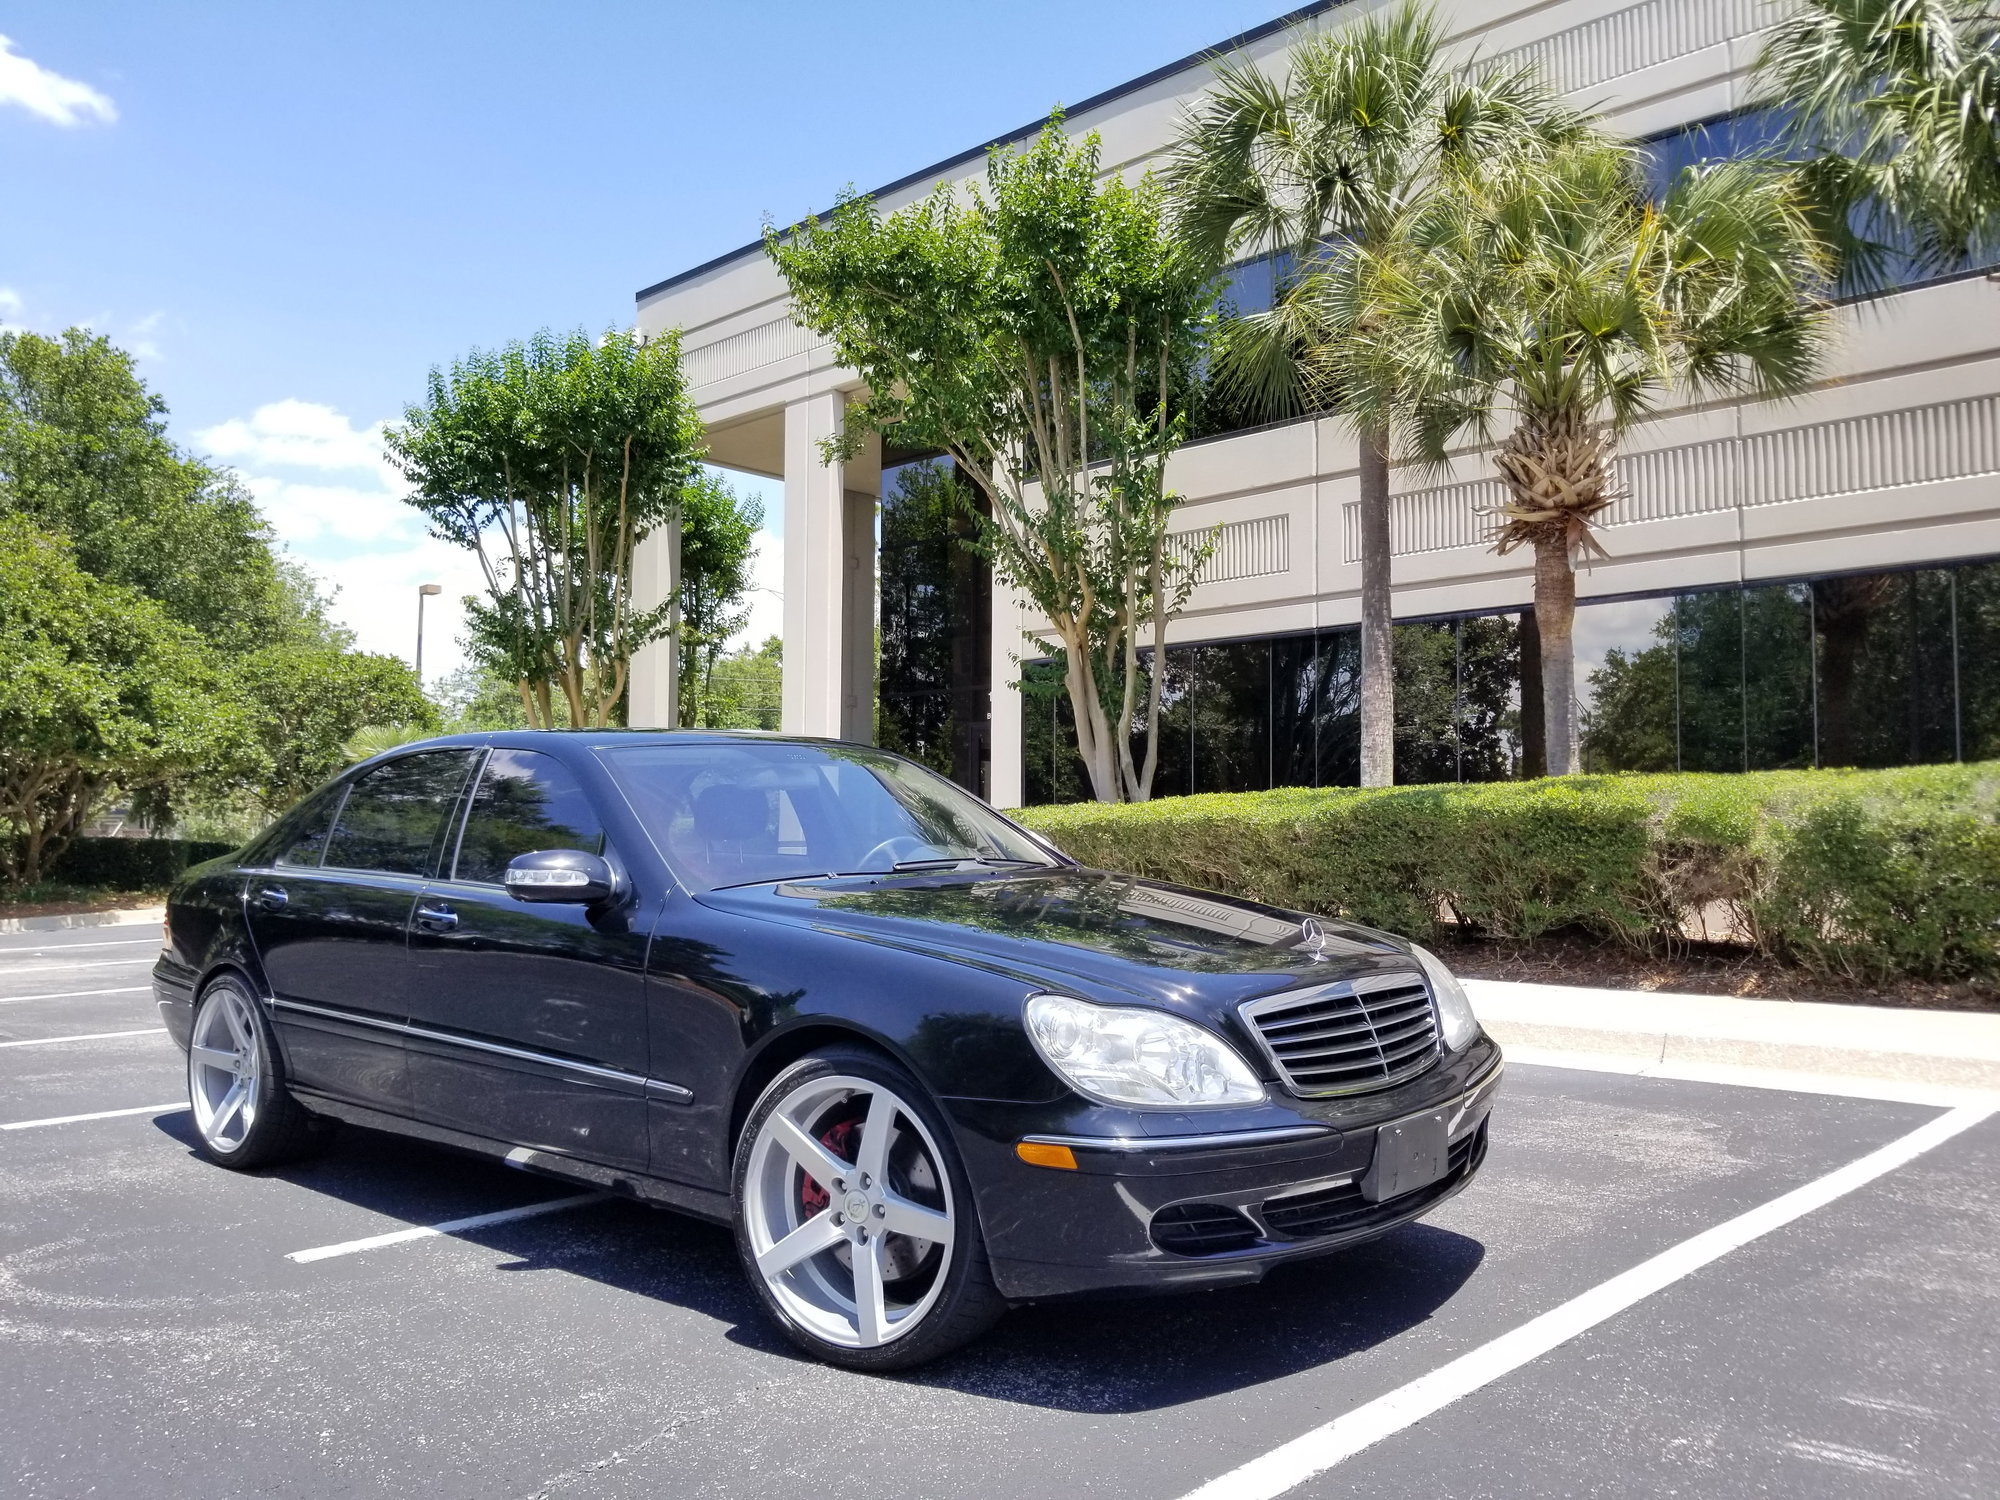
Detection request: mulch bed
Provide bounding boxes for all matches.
[1443,932,1999,1013]
[0,891,163,921]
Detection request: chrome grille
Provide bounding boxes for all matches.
[1240,974,1440,1097]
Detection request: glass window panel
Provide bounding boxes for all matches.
[1576,595,1680,772]
[454,749,609,885]
[1675,589,1746,773]
[1957,561,2000,761]
[1271,633,1321,789]
[1744,583,1816,769]
[1812,570,1956,767]
[1393,621,1461,784]
[322,750,478,877]
[1189,641,1269,795]
[1315,629,1362,787]
[257,784,345,869]
[878,456,989,782]
[1457,615,1523,781]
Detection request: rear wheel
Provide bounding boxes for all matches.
[733,1046,1004,1370]
[187,975,329,1169]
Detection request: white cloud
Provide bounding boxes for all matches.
[737,529,784,650]
[0,286,22,321]
[0,34,116,127]
[198,399,397,484]
[204,398,472,683]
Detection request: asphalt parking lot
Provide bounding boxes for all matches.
[3,923,1996,1500]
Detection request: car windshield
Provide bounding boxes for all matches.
[600,741,1062,891]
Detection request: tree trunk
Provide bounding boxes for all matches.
[1533,534,1579,774]
[1357,425,1395,788]
[1518,608,1546,779]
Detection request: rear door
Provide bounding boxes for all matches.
[246,749,479,1111]
[404,747,654,1171]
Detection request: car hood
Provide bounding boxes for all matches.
[693,867,1418,1012]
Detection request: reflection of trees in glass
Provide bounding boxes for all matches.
[1813,570,1956,767]
[1960,562,2000,760]
[1189,641,1271,793]
[1393,618,1519,784]
[457,754,605,883]
[877,459,963,777]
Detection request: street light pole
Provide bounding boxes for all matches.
[415,583,442,684]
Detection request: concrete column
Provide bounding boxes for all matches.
[988,579,1028,808]
[782,391,879,740]
[627,518,678,728]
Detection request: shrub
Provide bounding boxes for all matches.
[1014,763,2000,982]
[42,836,238,892]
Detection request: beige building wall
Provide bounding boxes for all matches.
[631,0,2000,805]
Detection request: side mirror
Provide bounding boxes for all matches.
[504,848,615,904]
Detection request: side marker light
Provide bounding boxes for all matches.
[1015,1141,1078,1170]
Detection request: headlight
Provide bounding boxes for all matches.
[1411,944,1481,1050]
[1024,994,1266,1109]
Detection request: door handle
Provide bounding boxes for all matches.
[414,903,458,932]
[256,886,288,912]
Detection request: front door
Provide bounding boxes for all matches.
[405,748,652,1171]
[246,749,480,1110]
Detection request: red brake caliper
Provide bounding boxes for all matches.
[797,1118,861,1218]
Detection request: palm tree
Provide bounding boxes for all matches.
[1755,0,2000,288]
[1167,0,1580,786]
[1312,136,1833,772]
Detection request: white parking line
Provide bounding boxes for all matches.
[1177,1102,1995,1500]
[3,1102,187,1130]
[286,1192,609,1263]
[0,986,152,1004]
[0,957,159,974]
[0,1028,169,1049]
[0,937,160,952]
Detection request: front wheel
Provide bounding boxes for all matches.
[187,975,329,1170]
[733,1046,1004,1370]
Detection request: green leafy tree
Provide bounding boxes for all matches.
[768,119,1215,803]
[704,635,784,730]
[675,470,764,728]
[0,519,250,885]
[235,644,438,809]
[0,328,299,649]
[1166,0,1580,787]
[387,327,707,729]
[1319,136,1832,773]
[1756,0,2000,286]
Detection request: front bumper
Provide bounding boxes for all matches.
[947,1036,1502,1300]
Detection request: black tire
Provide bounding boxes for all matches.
[732,1044,1006,1371]
[185,974,333,1171]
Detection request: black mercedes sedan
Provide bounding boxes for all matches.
[155,731,1500,1369]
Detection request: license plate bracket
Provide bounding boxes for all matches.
[1360,1109,1451,1203]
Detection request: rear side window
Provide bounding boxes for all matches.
[252,784,346,869]
[453,749,608,884]
[322,750,478,877]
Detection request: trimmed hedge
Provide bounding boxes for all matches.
[1014,764,2000,983]
[41,837,238,892]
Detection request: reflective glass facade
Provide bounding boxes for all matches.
[1023,559,2000,803]
[877,453,992,795]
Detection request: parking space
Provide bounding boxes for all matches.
[2,932,1994,1500]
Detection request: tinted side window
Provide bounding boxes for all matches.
[268,785,347,868]
[453,749,608,884]
[322,751,478,876]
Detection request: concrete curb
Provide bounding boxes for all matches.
[1466,977,2000,1091]
[0,905,165,936]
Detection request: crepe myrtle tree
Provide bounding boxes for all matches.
[768,118,1215,803]
[387,328,706,729]
[1166,0,1583,787]
[1319,136,1833,772]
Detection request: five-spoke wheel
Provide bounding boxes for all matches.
[185,975,328,1169]
[734,1047,1003,1369]
[189,980,262,1153]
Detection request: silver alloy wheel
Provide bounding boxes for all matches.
[743,1072,955,1350]
[188,985,261,1153]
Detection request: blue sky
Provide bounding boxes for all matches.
[2,1,1285,678]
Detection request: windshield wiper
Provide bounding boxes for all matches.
[888,856,1047,872]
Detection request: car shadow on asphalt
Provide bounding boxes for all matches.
[151,1113,1484,1410]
